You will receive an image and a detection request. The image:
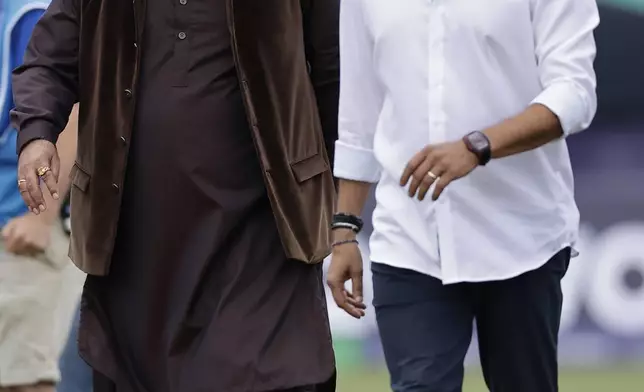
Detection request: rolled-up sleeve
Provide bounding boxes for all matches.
[10,0,80,153]
[530,0,599,136]
[333,0,384,183]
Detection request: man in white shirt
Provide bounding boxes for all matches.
[326,0,599,391]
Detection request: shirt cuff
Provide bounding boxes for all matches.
[15,120,59,155]
[333,140,381,183]
[531,81,590,137]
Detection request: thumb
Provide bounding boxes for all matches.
[327,275,347,309]
[351,268,363,303]
[50,151,61,182]
[2,220,15,239]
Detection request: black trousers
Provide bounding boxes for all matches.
[372,248,571,392]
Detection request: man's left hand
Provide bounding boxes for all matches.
[1,214,52,256]
[400,140,479,201]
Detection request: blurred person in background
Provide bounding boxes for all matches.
[11,1,339,392]
[56,196,92,392]
[56,301,92,392]
[328,1,599,392]
[0,1,80,391]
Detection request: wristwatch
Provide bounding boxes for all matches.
[462,131,492,166]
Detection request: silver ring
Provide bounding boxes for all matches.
[427,171,438,180]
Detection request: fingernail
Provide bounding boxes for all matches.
[356,296,363,303]
[39,204,46,211]
[53,193,59,200]
[32,208,39,214]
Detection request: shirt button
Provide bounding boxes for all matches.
[178,32,187,40]
[179,0,187,4]
[120,136,127,145]
[112,183,120,192]
[124,89,133,98]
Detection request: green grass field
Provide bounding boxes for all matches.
[337,365,644,392]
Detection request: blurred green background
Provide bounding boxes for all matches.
[337,365,644,392]
[332,339,644,392]
[599,0,644,13]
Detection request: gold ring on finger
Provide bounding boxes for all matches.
[427,171,438,180]
[36,166,51,177]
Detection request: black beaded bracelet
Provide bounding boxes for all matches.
[331,239,359,248]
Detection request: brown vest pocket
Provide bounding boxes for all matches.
[69,163,91,192]
[290,153,329,183]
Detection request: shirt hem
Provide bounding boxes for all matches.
[370,242,573,285]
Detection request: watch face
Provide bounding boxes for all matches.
[470,132,489,150]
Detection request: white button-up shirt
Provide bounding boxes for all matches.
[334,0,599,284]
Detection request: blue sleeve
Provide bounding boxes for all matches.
[10,9,46,71]
[3,9,45,128]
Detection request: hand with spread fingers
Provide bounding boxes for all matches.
[17,139,61,215]
[400,140,479,201]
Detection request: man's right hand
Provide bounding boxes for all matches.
[326,231,367,319]
[17,139,61,214]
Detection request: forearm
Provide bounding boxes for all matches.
[334,179,371,240]
[55,104,78,197]
[487,0,599,160]
[37,104,78,224]
[484,103,563,159]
